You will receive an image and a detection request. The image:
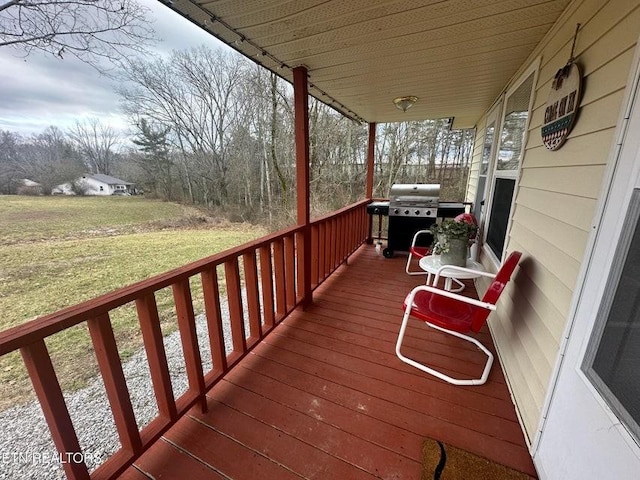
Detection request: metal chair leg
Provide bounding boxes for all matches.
[395,305,494,386]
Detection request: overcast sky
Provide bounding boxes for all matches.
[0,0,229,136]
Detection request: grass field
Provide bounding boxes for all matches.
[0,195,266,410]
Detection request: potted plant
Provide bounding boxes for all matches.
[430,214,478,266]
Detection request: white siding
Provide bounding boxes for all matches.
[466,0,640,443]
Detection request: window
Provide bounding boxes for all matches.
[473,102,501,221]
[584,190,640,444]
[486,178,515,257]
[485,67,536,261]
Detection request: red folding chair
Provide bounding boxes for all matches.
[405,229,433,275]
[396,251,522,385]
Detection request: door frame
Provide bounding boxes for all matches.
[533,36,640,465]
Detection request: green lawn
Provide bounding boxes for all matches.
[0,195,266,409]
[0,195,191,244]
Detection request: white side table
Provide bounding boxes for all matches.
[418,255,486,292]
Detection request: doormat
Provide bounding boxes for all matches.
[422,438,535,480]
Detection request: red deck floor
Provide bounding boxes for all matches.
[119,244,536,479]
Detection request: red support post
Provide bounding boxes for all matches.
[366,122,376,199]
[293,66,313,309]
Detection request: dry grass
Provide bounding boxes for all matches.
[0,195,266,410]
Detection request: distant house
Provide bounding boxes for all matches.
[52,174,134,196]
[16,179,43,196]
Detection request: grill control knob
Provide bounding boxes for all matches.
[404,209,410,215]
[414,210,420,215]
[394,209,399,214]
[426,210,431,216]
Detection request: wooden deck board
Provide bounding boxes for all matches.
[126,245,537,479]
[116,466,152,480]
[201,387,418,479]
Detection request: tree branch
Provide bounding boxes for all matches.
[0,0,155,73]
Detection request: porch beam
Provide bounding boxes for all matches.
[293,66,312,308]
[365,122,376,199]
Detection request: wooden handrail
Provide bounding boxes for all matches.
[310,198,369,224]
[0,200,371,480]
[0,223,303,355]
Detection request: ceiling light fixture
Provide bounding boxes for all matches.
[393,96,418,112]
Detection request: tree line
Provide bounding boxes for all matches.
[0,46,474,226]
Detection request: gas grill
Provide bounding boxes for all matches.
[383,183,440,258]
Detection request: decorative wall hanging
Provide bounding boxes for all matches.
[542,24,582,151]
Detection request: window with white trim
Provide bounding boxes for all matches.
[473,101,501,222]
[584,189,640,445]
[485,68,536,261]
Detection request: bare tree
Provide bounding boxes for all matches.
[0,129,21,194]
[69,118,121,175]
[119,47,251,206]
[0,127,85,194]
[23,126,85,192]
[0,0,154,72]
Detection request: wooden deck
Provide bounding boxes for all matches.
[119,244,536,479]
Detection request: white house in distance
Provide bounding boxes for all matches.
[53,174,134,196]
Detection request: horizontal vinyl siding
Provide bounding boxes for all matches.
[474,0,640,444]
[465,115,487,204]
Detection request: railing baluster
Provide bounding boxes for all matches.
[356,209,362,251]
[340,214,347,262]
[21,340,90,480]
[342,214,347,261]
[259,245,275,330]
[330,217,337,271]
[318,222,326,282]
[135,295,177,421]
[348,210,352,250]
[273,239,287,321]
[296,228,312,307]
[242,251,262,345]
[172,280,207,413]
[284,235,296,311]
[201,268,227,374]
[338,215,343,263]
[351,210,357,255]
[348,211,353,255]
[87,313,142,454]
[325,219,332,277]
[224,259,246,357]
[333,216,339,266]
[311,224,319,288]
[294,231,304,304]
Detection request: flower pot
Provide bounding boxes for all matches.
[440,237,468,267]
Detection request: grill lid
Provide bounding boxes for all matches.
[389,183,440,206]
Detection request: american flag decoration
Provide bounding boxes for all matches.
[542,24,582,151]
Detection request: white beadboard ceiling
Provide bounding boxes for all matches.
[160,0,571,128]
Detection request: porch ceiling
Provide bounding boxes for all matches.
[162,0,571,128]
